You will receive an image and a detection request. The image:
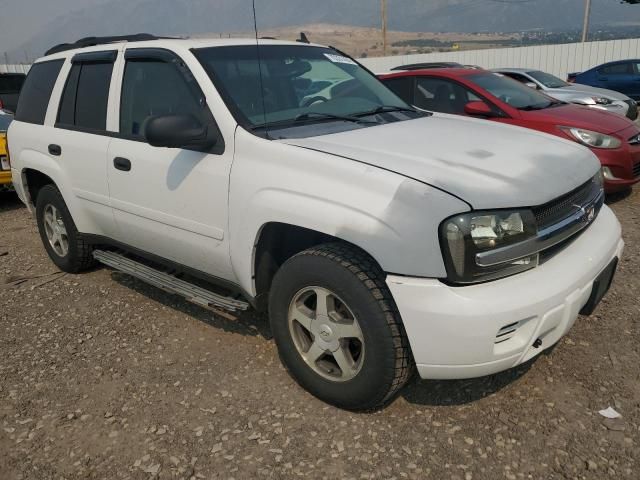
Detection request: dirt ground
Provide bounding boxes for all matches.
[0,188,639,480]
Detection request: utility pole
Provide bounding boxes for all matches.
[381,0,388,56]
[581,0,592,43]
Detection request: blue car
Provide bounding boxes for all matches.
[569,60,640,101]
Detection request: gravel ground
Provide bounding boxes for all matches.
[1,188,639,480]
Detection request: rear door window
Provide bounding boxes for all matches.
[383,77,414,104]
[14,60,64,125]
[58,61,114,131]
[599,63,633,75]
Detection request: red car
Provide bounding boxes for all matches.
[380,68,640,193]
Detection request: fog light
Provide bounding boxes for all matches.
[602,167,619,181]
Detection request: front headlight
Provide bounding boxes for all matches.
[592,96,612,105]
[561,127,621,149]
[440,209,538,284]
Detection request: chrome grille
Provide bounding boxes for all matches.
[532,178,601,231]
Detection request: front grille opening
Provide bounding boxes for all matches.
[633,162,640,179]
[532,178,599,231]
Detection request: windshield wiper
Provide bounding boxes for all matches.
[355,105,419,117]
[251,112,377,131]
[294,112,378,124]
[519,100,564,111]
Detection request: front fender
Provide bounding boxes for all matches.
[229,128,470,295]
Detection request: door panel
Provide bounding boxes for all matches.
[108,50,234,281]
[54,57,118,238]
[596,62,635,96]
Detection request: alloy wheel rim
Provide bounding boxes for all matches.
[287,286,365,382]
[43,204,69,257]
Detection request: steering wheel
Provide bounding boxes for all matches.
[301,96,329,108]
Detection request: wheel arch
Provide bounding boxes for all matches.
[251,222,382,311]
[22,168,57,209]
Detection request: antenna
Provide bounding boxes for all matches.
[297,32,310,44]
[252,0,270,138]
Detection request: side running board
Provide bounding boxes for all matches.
[93,250,249,312]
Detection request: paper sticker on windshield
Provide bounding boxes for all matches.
[324,53,357,65]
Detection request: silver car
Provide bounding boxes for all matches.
[493,67,637,120]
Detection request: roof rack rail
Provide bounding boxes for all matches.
[45,33,174,56]
[390,62,464,71]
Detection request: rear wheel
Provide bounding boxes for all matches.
[35,185,96,273]
[269,243,414,411]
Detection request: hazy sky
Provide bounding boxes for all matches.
[0,0,111,54]
[2,0,640,61]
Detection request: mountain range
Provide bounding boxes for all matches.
[2,0,640,60]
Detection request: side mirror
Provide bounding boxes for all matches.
[464,101,494,117]
[144,114,218,150]
[524,82,538,90]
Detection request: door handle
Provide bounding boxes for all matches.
[48,144,62,156]
[113,157,132,172]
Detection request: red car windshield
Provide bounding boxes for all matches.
[470,72,558,110]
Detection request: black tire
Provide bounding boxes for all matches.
[35,184,96,273]
[269,243,414,411]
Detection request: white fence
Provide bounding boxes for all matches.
[359,38,640,79]
[3,37,640,80]
[0,64,30,74]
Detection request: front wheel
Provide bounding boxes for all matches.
[269,243,414,410]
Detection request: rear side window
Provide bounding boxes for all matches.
[0,75,25,93]
[58,61,113,131]
[14,60,64,125]
[120,60,208,137]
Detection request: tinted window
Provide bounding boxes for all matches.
[599,63,633,75]
[58,61,113,130]
[14,60,64,125]
[414,77,480,114]
[120,60,208,137]
[383,77,414,104]
[500,72,529,83]
[0,75,25,93]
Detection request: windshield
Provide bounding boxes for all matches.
[194,45,412,131]
[527,70,568,89]
[470,72,558,110]
[0,112,13,132]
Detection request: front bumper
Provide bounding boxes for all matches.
[589,101,633,119]
[387,205,623,380]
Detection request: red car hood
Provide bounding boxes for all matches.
[521,104,634,135]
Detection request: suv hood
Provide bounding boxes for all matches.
[281,114,599,209]
[547,84,630,101]
[522,103,634,134]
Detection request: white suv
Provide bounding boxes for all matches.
[8,36,624,410]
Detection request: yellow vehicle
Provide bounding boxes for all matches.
[0,113,13,191]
